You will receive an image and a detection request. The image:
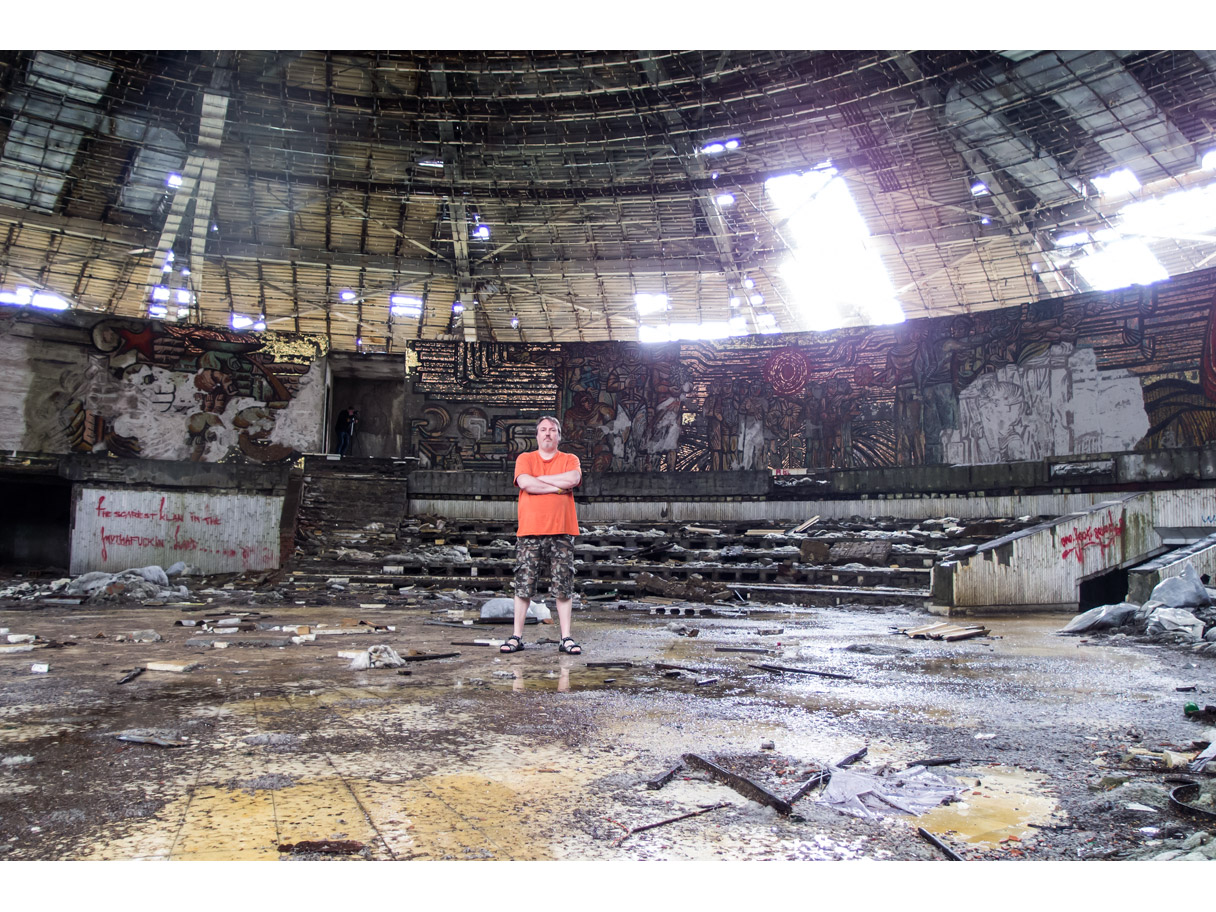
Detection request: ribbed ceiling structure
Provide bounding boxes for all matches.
[1,49,1215,351]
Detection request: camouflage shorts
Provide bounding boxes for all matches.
[514,534,576,600]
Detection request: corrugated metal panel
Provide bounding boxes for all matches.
[71,487,283,575]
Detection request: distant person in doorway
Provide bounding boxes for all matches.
[335,407,358,456]
[501,416,583,655]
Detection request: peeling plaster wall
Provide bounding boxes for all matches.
[0,309,328,464]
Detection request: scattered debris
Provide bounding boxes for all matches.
[750,663,854,680]
[480,597,549,624]
[115,730,186,747]
[116,668,146,685]
[902,622,989,641]
[348,645,406,669]
[586,662,632,669]
[144,661,199,673]
[682,753,794,816]
[646,764,683,791]
[917,826,964,860]
[277,840,366,855]
[612,802,730,847]
[819,765,965,819]
[401,651,461,662]
[30,663,49,674]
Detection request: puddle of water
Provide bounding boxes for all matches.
[916,765,1063,847]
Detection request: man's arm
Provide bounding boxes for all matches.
[516,473,563,494]
[536,467,582,490]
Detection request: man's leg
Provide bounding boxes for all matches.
[510,537,539,642]
[556,596,574,640]
[512,593,531,639]
[552,535,580,651]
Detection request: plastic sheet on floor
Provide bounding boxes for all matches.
[819,765,965,819]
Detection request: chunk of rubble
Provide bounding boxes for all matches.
[1150,565,1212,610]
[348,644,406,669]
[479,597,551,623]
[1058,602,1139,635]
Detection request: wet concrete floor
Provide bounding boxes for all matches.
[1,594,1214,862]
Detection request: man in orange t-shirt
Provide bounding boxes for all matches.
[501,416,583,655]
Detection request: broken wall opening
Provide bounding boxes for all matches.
[329,353,406,459]
[1079,567,1130,611]
[0,475,71,570]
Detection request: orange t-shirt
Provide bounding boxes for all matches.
[514,450,581,537]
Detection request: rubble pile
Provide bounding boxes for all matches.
[1060,564,1216,653]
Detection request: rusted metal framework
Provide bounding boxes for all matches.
[1,50,1214,351]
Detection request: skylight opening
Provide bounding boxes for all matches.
[148,304,168,318]
[1074,239,1167,291]
[31,292,69,310]
[510,315,520,329]
[176,307,191,319]
[700,142,726,155]
[473,224,491,240]
[390,294,423,318]
[1054,231,1091,247]
[765,168,903,331]
[1117,182,1216,239]
[715,193,735,208]
[970,181,989,196]
[418,159,444,169]
[340,290,357,302]
[151,285,170,302]
[166,173,183,188]
[1093,168,1140,197]
[452,300,465,314]
[638,324,671,344]
[634,292,669,315]
[231,313,254,330]
[0,286,33,306]
[1202,150,1216,171]
[176,289,192,305]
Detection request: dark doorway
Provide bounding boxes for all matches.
[0,476,72,571]
[1079,568,1129,611]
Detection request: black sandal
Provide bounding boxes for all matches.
[558,637,582,655]
[500,635,524,653]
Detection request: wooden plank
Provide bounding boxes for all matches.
[940,627,988,642]
[682,753,794,816]
[750,663,855,680]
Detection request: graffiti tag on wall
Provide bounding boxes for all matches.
[1060,512,1126,564]
[71,488,281,575]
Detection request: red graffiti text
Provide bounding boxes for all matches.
[1060,513,1125,563]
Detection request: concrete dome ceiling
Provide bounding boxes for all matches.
[1,49,1215,350]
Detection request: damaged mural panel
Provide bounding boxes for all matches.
[0,309,328,463]
[404,267,1216,472]
[71,486,282,575]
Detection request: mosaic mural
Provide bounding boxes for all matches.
[404,267,1216,472]
[1,311,328,463]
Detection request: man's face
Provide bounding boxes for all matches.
[537,419,560,453]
